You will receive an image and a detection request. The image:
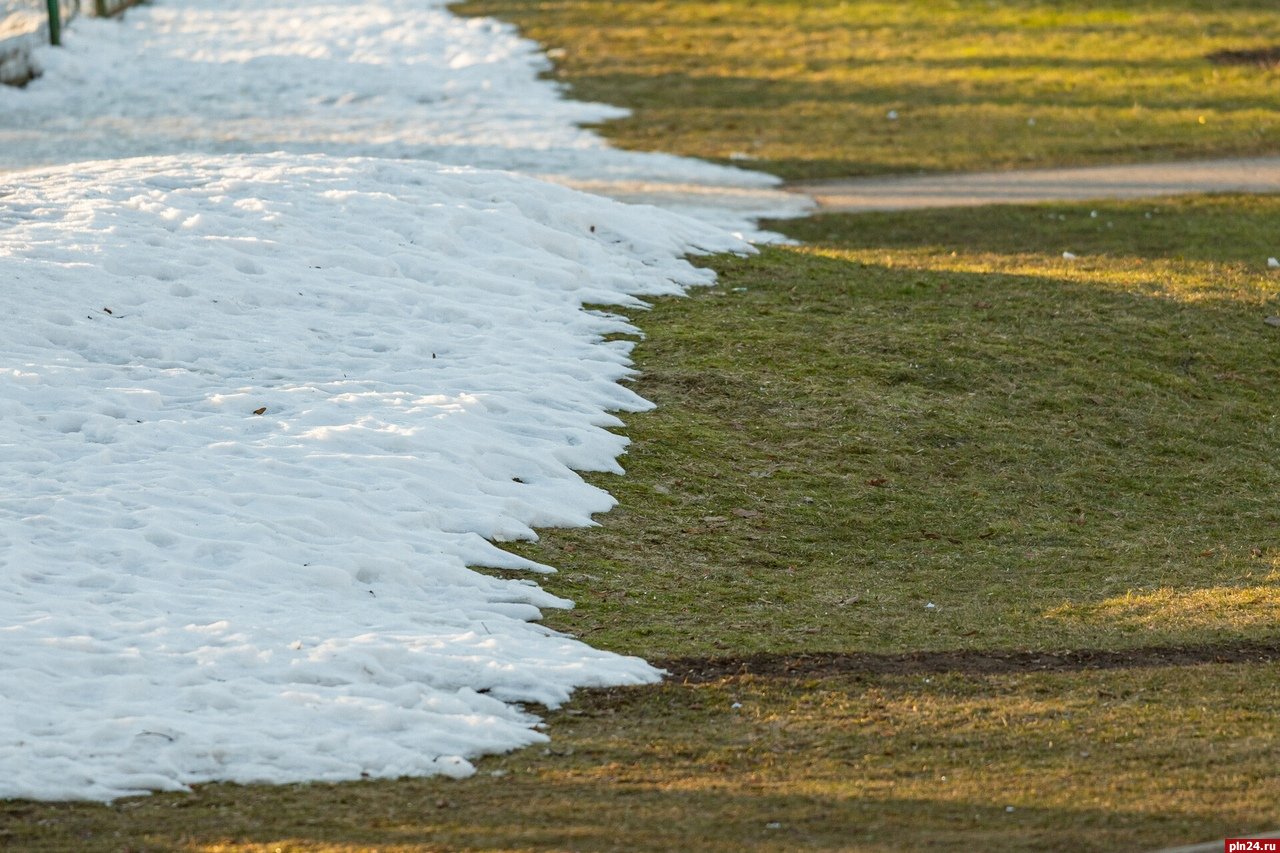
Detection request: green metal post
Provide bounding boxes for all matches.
[45,0,61,45]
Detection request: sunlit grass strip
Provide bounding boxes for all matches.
[1050,583,1280,633]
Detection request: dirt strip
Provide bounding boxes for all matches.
[787,157,1280,212]
[656,640,1280,683]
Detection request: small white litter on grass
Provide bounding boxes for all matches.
[0,153,752,802]
[1063,251,1078,259]
[1268,257,1279,268]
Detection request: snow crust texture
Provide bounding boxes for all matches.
[0,0,811,234]
[0,154,751,801]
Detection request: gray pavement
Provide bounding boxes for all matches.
[787,156,1280,212]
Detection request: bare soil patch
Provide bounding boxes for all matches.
[658,640,1280,683]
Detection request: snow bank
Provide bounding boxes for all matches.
[0,0,811,235]
[0,153,750,801]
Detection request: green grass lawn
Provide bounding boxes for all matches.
[522,195,1280,661]
[458,0,1280,180]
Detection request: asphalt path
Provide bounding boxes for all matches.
[787,156,1280,212]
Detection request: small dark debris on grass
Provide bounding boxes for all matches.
[1207,46,1280,67]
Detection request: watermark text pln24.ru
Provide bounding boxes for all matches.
[1227,841,1280,853]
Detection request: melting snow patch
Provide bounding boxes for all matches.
[0,153,751,802]
[0,0,811,237]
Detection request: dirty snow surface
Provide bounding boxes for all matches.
[0,0,810,234]
[0,153,755,801]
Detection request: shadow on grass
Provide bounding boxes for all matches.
[658,638,1280,683]
[565,70,1279,112]
[774,194,1280,264]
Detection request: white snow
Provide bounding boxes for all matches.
[0,153,754,801]
[0,0,811,234]
[0,0,809,803]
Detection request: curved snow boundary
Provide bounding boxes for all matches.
[0,153,751,802]
[0,0,813,237]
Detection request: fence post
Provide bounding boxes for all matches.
[45,0,61,45]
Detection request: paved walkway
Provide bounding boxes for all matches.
[787,156,1280,212]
